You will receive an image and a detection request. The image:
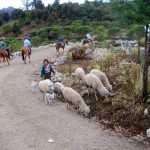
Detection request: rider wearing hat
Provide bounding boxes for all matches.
[58,35,65,46]
[1,37,9,55]
[24,37,32,54]
[86,32,92,42]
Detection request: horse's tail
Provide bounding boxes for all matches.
[21,48,24,61]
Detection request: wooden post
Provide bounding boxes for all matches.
[142,24,150,102]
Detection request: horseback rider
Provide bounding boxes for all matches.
[0,37,9,55]
[58,35,65,46]
[24,37,32,54]
[86,32,92,42]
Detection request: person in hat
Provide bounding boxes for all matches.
[24,37,32,54]
[58,35,65,46]
[86,32,92,42]
[0,37,10,55]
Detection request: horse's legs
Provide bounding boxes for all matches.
[6,57,9,65]
[28,54,31,63]
[24,56,26,64]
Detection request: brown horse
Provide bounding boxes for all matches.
[0,45,13,65]
[21,46,30,64]
[8,45,13,53]
[82,39,90,45]
[55,42,65,55]
[92,35,97,41]
[82,35,98,45]
[64,39,69,45]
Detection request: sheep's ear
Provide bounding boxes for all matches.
[88,105,90,108]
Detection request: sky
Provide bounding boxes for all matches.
[0,0,91,9]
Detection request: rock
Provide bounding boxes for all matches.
[146,128,150,138]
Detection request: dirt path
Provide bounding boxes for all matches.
[0,45,149,150]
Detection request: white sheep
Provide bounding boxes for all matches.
[74,68,114,98]
[39,79,54,94]
[90,69,112,92]
[62,87,90,117]
[84,73,112,97]
[74,67,86,83]
[44,93,55,105]
[53,82,65,100]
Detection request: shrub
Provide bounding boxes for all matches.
[107,27,121,38]
[39,31,48,39]
[31,36,42,47]
[30,21,36,27]
[74,25,90,34]
[2,24,12,34]
[30,30,37,37]
[12,22,21,36]
[24,18,31,25]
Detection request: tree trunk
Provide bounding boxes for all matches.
[137,37,140,63]
[142,24,150,102]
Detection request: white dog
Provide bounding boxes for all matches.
[44,93,55,105]
[31,82,38,92]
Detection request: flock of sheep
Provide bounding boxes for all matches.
[31,67,115,117]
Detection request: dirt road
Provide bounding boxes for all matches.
[0,45,149,150]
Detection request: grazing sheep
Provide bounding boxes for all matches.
[62,87,90,117]
[44,93,55,105]
[39,79,54,94]
[74,67,86,83]
[90,69,112,92]
[74,68,114,100]
[53,82,65,100]
[84,73,113,97]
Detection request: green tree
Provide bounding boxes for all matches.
[11,9,26,20]
[109,0,150,26]
[127,24,144,63]
[0,16,3,26]
[12,22,21,36]
[107,27,120,38]
[2,12,10,22]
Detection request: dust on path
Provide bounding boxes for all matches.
[0,45,149,150]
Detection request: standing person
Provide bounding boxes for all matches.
[40,59,55,80]
[58,35,65,46]
[24,37,32,54]
[0,37,9,55]
[86,32,92,42]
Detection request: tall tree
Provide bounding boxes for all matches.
[2,12,10,22]
[109,0,150,26]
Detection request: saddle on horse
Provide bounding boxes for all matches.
[59,42,65,47]
[2,48,9,56]
[25,46,31,54]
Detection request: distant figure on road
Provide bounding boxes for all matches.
[58,35,65,46]
[24,37,32,54]
[0,37,9,55]
[86,32,92,42]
